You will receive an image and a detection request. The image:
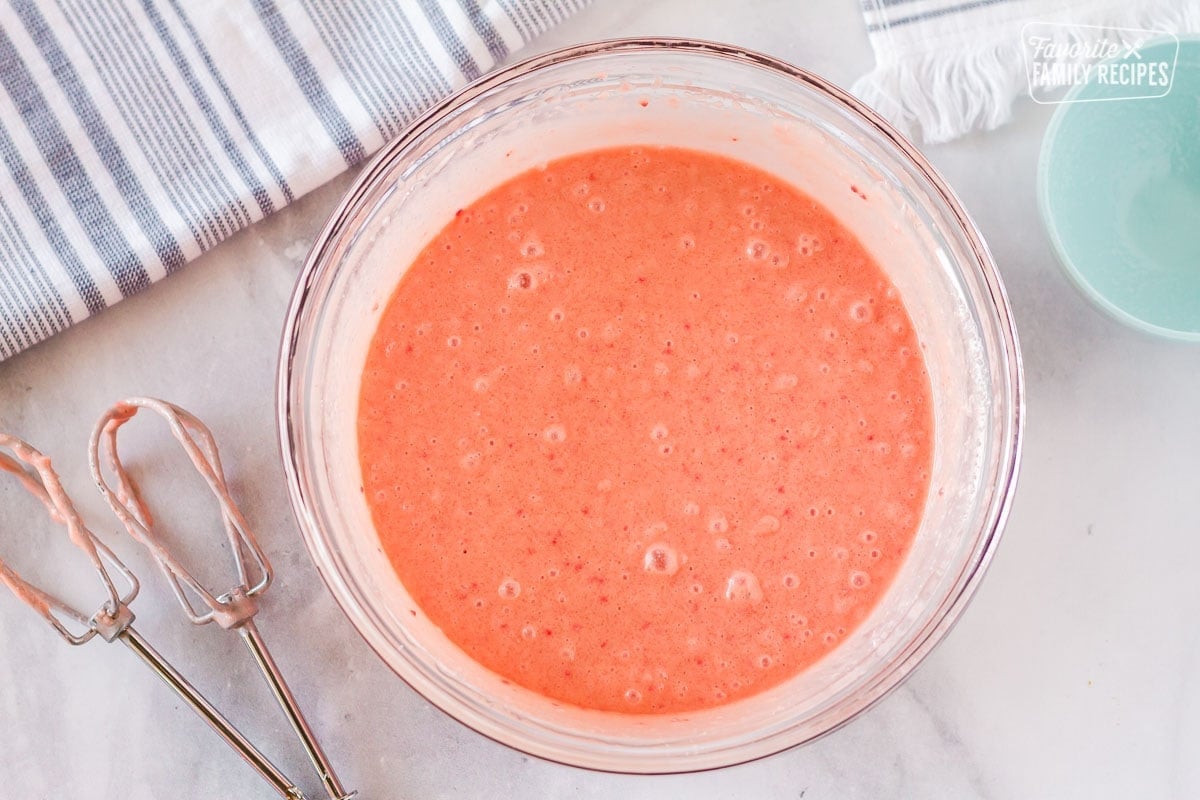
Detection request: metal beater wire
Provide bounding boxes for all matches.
[0,434,309,800]
[89,398,354,800]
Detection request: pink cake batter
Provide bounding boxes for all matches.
[358,146,933,713]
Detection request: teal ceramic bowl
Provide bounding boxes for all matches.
[1039,36,1200,341]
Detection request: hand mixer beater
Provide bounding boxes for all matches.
[0,398,355,799]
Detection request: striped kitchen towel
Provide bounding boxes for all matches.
[854,0,1200,143]
[0,0,587,362]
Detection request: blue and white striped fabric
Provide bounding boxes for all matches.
[854,0,1200,143]
[0,0,587,361]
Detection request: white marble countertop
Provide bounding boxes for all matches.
[2,1,1199,798]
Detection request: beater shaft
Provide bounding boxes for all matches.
[239,620,350,800]
[120,626,309,800]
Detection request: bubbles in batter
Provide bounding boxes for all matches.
[508,271,535,290]
[797,233,822,255]
[746,240,768,260]
[358,145,934,716]
[520,238,544,258]
[643,543,680,576]
[724,571,763,604]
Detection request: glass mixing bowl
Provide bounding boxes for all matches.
[278,38,1023,773]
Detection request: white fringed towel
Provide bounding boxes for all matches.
[854,0,1200,143]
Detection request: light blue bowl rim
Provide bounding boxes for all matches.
[1037,33,1200,343]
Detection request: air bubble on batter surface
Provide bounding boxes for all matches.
[797,233,822,256]
[508,271,534,290]
[498,577,521,598]
[543,424,567,443]
[849,301,873,323]
[724,570,763,603]
[520,238,544,258]
[643,543,680,576]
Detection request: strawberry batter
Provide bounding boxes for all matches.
[358,146,932,714]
